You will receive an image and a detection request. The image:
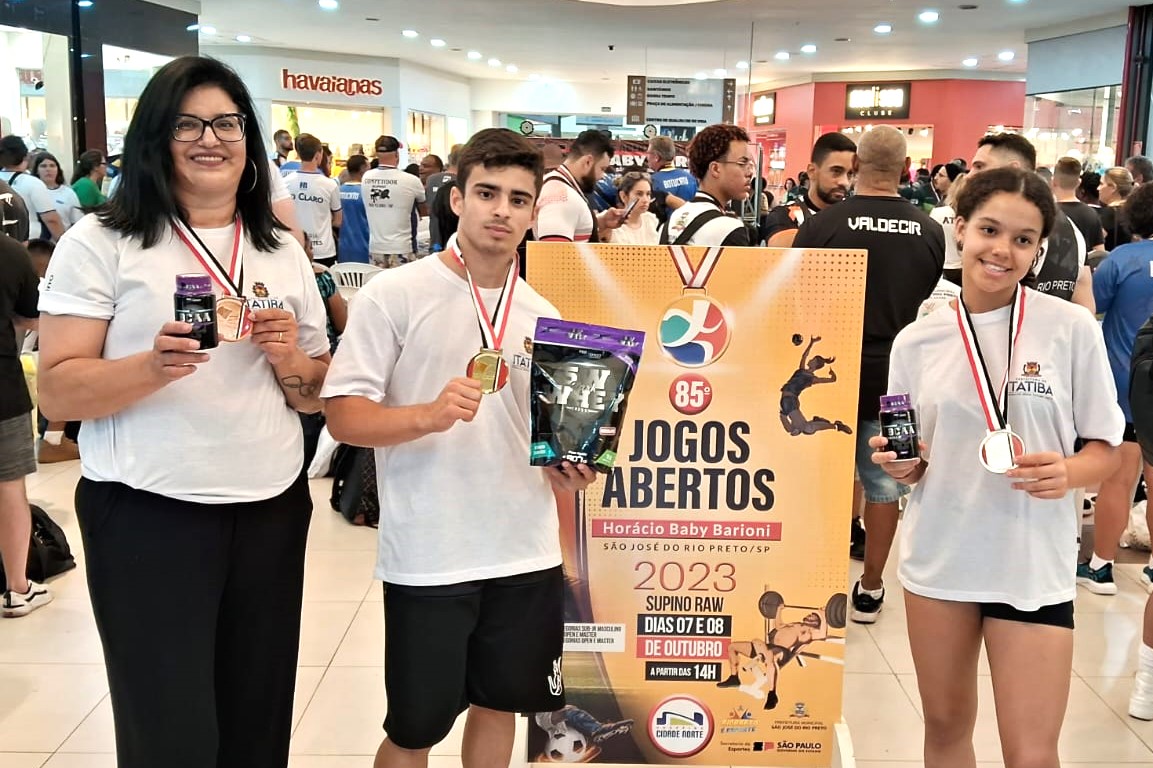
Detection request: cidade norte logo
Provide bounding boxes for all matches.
[648,695,714,758]
[281,68,384,97]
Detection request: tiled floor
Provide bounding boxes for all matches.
[5,460,1153,767]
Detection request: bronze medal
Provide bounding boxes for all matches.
[216,295,253,342]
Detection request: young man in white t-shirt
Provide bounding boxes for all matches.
[323,128,595,768]
[283,134,341,267]
[362,135,425,268]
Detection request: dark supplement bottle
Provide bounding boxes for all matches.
[174,274,218,350]
[879,394,920,461]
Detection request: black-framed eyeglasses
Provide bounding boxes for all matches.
[716,158,756,169]
[172,113,247,143]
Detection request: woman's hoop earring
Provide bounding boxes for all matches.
[241,158,259,195]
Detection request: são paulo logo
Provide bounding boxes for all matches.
[658,294,731,368]
[648,695,714,758]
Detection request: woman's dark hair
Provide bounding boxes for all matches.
[955,166,1057,240]
[30,152,64,187]
[71,149,105,185]
[784,178,797,190]
[1124,182,1153,239]
[98,55,284,251]
[1078,171,1101,204]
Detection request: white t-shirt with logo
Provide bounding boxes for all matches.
[39,215,330,503]
[49,184,83,228]
[361,166,425,255]
[284,171,341,260]
[7,171,55,239]
[535,166,595,242]
[930,204,959,270]
[321,252,563,586]
[889,290,1124,610]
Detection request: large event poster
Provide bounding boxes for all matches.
[526,243,867,767]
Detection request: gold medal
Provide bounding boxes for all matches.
[468,349,508,394]
[216,295,253,342]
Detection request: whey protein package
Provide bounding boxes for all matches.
[530,318,645,472]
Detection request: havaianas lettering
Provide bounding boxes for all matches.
[281,69,384,97]
[847,216,922,235]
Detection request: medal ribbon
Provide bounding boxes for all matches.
[668,245,723,289]
[447,234,518,351]
[955,285,1026,433]
[173,216,245,296]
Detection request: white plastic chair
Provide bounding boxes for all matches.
[330,262,384,298]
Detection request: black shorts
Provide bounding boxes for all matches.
[1125,422,1139,443]
[382,566,565,750]
[980,600,1074,630]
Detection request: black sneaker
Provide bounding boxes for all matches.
[851,581,884,624]
[764,690,779,710]
[850,518,866,561]
[716,674,740,688]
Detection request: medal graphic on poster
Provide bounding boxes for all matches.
[449,234,517,395]
[658,246,731,368]
[957,286,1027,474]
[173,216,252,342]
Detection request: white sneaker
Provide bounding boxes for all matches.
[1132,664,1153,720]
[2,581,53,618]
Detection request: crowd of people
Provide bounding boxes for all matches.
[4,52,1153,768]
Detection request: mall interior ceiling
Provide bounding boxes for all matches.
[195,0,1135,85]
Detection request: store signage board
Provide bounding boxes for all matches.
[844,82,911,120]
[627,75,737,129]
[752,92,776,126]
[281,68,384,98]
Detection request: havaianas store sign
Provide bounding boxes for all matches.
[280,68,384,97]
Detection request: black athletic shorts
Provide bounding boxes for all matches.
[980,600,1074,630]
[381,566,565,750]
[1125,422,1138,444]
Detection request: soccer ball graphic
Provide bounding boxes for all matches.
[659,295,731,367]
[540,722,599,763]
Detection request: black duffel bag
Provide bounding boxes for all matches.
[0,504,76,592]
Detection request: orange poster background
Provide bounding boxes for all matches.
[528,243,867,767]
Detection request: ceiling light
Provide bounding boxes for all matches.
[775,51,791,61]
[467,50,482,60]
[77,0,94,7]
[998,50,1015,61]
[402,29,419,38]
[874,23,893,34]
[506,64,518,73]
[186,23,200,31]
[800,44,817,54]
[317,0,338,9]
[714,68,727,77]
[235,34,252,43]
[199,25,217,35]
[736,60,749,69]
[962,57,979,67]
[430,38,446,47]
[488,58,501,67]
[918,10,939,23]
[695,72,708,80]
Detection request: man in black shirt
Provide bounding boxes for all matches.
[765,132,857,247]
[0,233,52,617]
[1052,157,1105,256]
[793,125,945,624]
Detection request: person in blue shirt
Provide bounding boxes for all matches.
[337,154,370,263]
[647,136,696,224]
[1081,182,1153,596]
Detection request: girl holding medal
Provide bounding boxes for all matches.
[35,57,331,768]
[870,166,1124,768]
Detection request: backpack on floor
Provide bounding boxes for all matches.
[0,504,76,592]
[329,444,380,527]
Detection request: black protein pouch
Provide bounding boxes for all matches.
[529,318,646,473]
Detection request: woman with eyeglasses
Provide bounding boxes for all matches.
[71,149,108,209]
[604,171,660,245]
[36,56,331,768]
[31,152,84,232]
